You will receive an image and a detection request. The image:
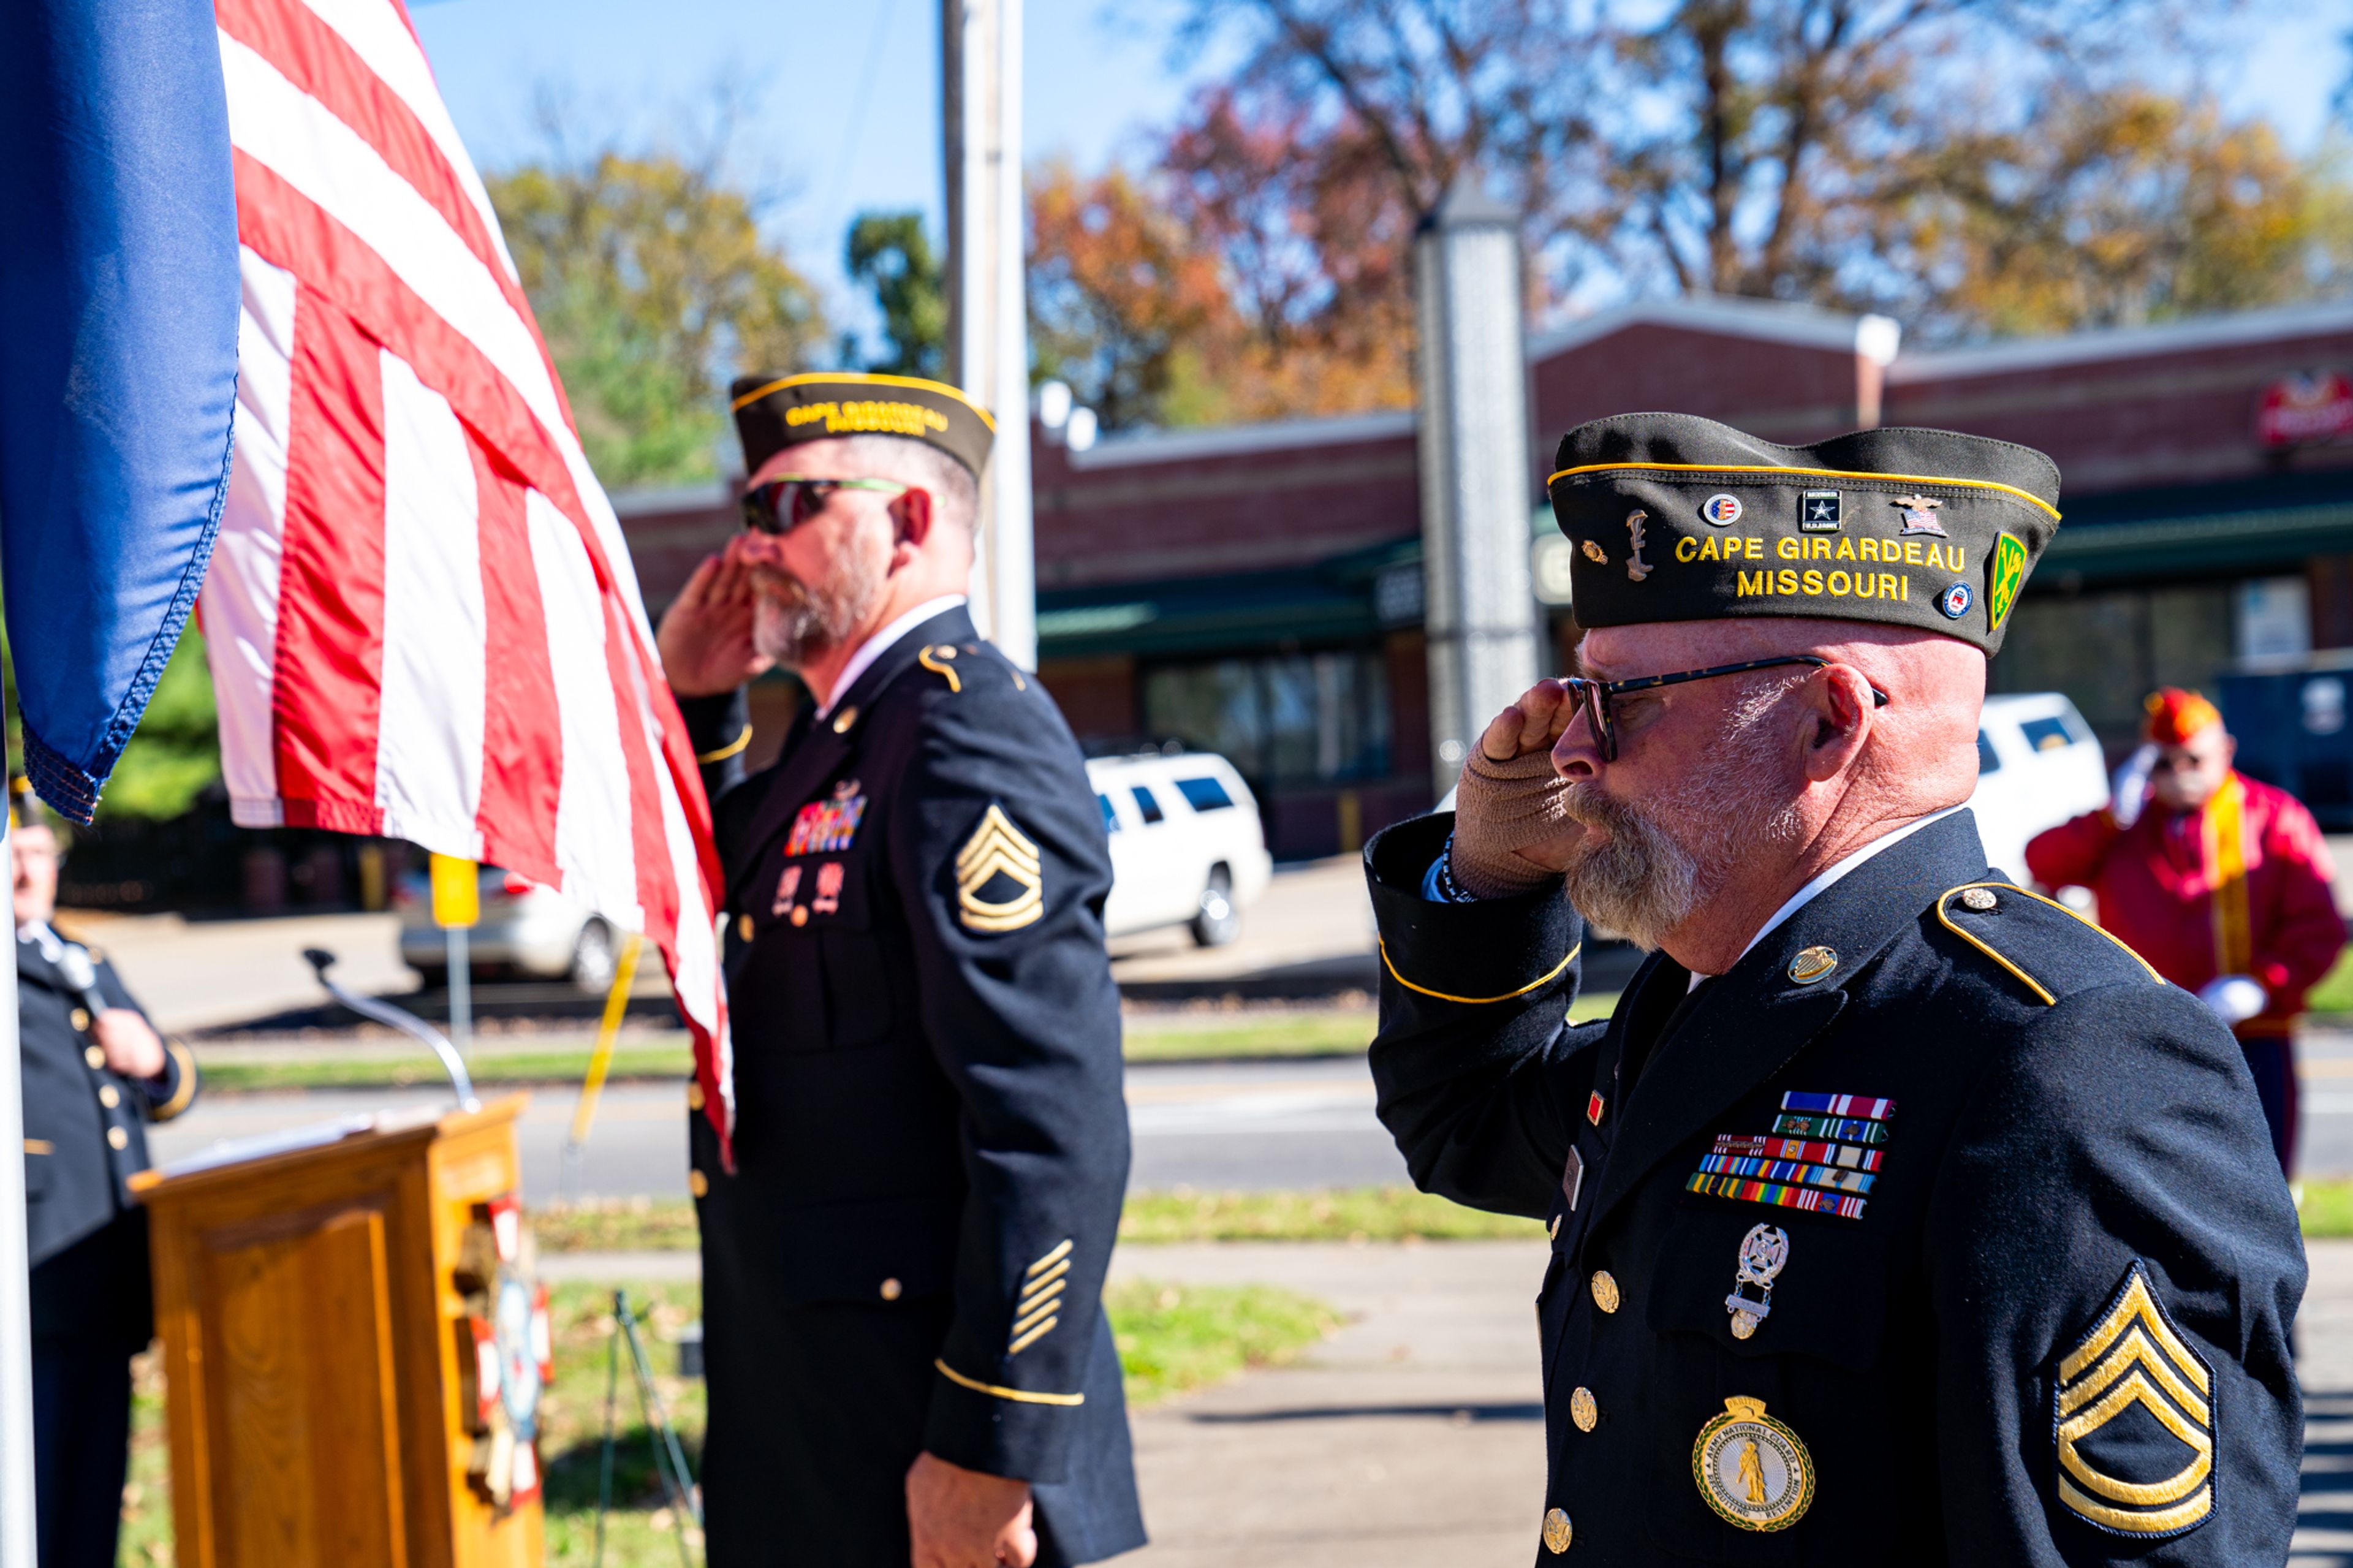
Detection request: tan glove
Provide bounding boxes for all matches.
[1449,746,1575,898]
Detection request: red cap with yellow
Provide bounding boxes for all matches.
[2143,688,2223,746]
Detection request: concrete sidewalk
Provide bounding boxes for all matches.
[1106,1241,1547,1567]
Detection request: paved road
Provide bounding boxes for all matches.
[146,1055,1412,1201]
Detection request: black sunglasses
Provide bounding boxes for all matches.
[1563,656,1891,762]
[739,475,911,534]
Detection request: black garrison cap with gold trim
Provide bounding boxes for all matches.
[730,371,996,479]
[1546,412,2062,656]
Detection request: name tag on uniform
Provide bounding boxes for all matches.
[1561,1146,1585,1211]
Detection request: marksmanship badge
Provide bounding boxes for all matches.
[1725,1224,1789,1340]
[1692,1396,1815,1531]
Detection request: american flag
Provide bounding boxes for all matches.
[200,0,735,1154]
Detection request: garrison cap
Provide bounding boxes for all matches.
[730,371,995,480]
[1546,412,2062,656]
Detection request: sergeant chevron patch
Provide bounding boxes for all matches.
[1010,1239,1072,1355]
[957,805,1044,933]
[2053,1262,2215,1539]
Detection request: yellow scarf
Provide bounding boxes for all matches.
[2207,772,2251,977]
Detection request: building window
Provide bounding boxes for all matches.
[1142,649,1392,787]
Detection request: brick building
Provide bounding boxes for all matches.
[616,295,2353,860]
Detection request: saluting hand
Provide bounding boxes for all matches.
[656,536,775,697]
[1447,680,1591,897]
[92,1007,165,1080]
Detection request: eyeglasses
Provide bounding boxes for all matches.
[739,475,911,534]
[1563,656,1892,762]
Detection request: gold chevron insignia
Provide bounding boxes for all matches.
[1009,1238,1075,1355]
[2053,1263,2215,1538]
[957,805,1044,932]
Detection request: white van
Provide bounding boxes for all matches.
[1086,751,1275,945]
[1970,692,2110,882]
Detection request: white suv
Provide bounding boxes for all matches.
[1969,692,2110,884]
[1086,751,1275,945]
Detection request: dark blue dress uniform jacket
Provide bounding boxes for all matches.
[1366,808,2305,1566]
[19,930,197,1347]
[681,604,1143,1566]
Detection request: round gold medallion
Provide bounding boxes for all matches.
[1692,1396,1815,1531]
[1569,1387,1597,1432]
[1541,1507,1572,1554]
[1589,1270,1620,1314]
[1786,946,1838,985]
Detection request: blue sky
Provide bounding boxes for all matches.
[411,0,2353,337]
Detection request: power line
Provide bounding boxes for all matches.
[824,0,903,240]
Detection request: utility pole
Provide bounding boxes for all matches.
[941,0,1037,669]
[1415,183,1542,796]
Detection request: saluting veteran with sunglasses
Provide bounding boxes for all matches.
[1368,414,2303,1564]
[656,373,1142,1568]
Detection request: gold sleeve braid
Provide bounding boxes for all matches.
[695,724,753,765]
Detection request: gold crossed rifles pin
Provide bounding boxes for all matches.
[957,805,1044,933]
[2053,1263,2215,1538]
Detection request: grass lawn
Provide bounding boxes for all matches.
[115,1273,1332,1566]
[2303,1178,2353,1238]
[197,1043,697,1094]
[1121,1008,1372,1061]
[532,1186,1540,1255]
[2309,950,2353,1017]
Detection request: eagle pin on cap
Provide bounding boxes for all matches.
[1545,412,2062,656]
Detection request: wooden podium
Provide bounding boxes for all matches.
[130,1094,545,1568]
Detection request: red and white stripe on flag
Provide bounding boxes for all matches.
[203,0,735,1158]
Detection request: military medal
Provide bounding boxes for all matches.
[1692,1396,1814,1531]
[1724,1224,1788,1339]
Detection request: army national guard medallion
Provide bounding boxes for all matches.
[1693,1396,1815,1531]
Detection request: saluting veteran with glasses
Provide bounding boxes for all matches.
[657,373,1142,1568]
[1368,414,2303,1563]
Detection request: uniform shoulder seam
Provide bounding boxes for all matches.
[1934,881,2165,1007]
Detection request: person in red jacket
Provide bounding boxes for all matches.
[2027,687,2346,1172]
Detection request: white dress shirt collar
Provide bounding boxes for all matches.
[1689,805,1967,988]
[815,594,969,718]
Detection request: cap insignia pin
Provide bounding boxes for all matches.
[1624,510,1653,582]
[1787,946,1838,984]
[1725,1224,1789,1340]
[1938,581,1972,620]
[1894,494,1949,537]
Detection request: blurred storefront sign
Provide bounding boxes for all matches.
[2257,371,2353,449]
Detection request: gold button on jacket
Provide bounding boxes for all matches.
[1588,1270,1620,1314]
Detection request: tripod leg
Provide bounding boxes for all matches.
[594,1292,623,1568]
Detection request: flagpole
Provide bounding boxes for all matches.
[0,710,37,1568]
